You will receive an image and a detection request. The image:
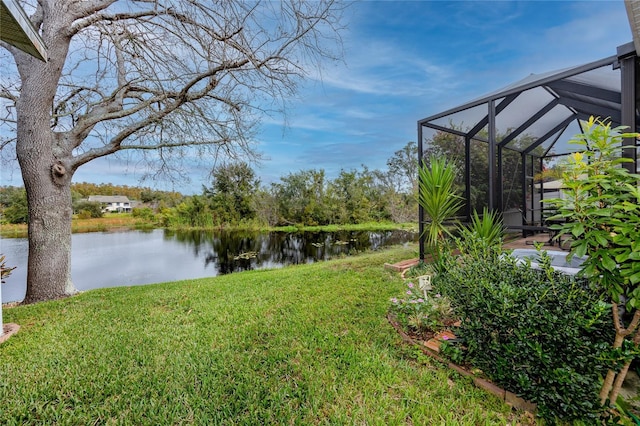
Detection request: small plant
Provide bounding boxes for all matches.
[389,281,457,339]
[460,207,504,248]
[1,254,16,283]
[417,154,464,271]
[545,117,640,406]
[439,340,464,365]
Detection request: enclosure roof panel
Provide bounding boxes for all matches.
[418,46,636,157]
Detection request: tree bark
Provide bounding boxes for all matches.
[16,128,77,303]
[599,307,640,405]
[604,311,640,405]
[19,155,76,304]
[600,331,626,404]
[14,6,77,304]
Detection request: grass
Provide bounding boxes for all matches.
[0,246,525,424]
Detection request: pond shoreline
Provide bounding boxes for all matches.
[1,217,416,238]
[1,228,418,304]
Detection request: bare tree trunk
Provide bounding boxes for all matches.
[600,332,627,404]
[600,307,640,405]
[19,161,76,303]
[16,112,76,303]
[14,21,76,304]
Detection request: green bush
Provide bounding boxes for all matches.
[1,188,28,224]
[77,210,93,219]
[73,200,103,218]
[433,247,613,423]
[161,197,216,228]
[132,207,156,221]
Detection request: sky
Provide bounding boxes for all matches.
[1,0,635,194]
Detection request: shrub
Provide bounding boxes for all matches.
[433,247,613,423]
[73,200,103,218]
[2,188,28,224]
[77,210,93,219]
[132,207,156,221]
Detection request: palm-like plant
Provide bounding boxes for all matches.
[466,207,504,247]
[455,208,505,261]
[417,155,464,250]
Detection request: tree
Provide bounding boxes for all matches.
[379,142,418,222]
[204,161,260,223]
[73,200,103,219]
[1,187,28,224]
[546,117,640,406]
[387,141,418,193]
[0,0,344,303]
[252,188,279,227]
[328,167,388,223]
[272,169,329,225]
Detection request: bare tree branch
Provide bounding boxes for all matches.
[0,89,18,103]
[15,0,346,177]
[69,9,160,37]
[0,137,17,151]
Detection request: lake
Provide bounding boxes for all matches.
[1,228,416,303]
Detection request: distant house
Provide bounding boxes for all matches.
[87,195,132,213]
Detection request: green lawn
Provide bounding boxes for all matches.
[0,246,523,425]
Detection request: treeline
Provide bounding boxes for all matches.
[0,142,419,227]
[162,142,418,228]
[2,130,554,227]
[0,184,185,224]
[70,182,184,206]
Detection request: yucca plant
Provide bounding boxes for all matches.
[417,155,464,261]
[455,208,505,262]
[1,254,16,284]
[466,207,505,246]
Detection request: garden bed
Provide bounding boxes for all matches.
[0,323,20,344]
[387,313,538,414]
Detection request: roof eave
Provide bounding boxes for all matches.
[0,0,48,62]
[626,0,640,56]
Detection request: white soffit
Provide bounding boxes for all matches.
[1,0,47,61]
[626,0,640,55]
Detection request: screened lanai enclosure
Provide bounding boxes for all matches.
[417,42,640,260]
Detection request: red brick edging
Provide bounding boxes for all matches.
[387,313,537,413]
[0,323,20,344]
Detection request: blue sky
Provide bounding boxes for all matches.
[2,1,634,194]
[250,0,631,189]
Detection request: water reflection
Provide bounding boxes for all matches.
[1,228,416,303]
[165,229,415,275]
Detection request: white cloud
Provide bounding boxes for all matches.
[306,37,457,98]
